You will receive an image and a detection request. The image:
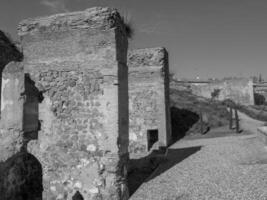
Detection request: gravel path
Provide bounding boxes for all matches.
[130,113,267,200]
[238,111,264,134]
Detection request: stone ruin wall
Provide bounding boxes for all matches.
[191,78,255,105]
[0,31,23,116]
[0,7,129,200]
[0,7,173,200]
[0,62,25,160]
[128,48,171,157]
[0,62,44,199]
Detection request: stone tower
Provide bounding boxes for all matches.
[128,47,171,157]
[10,7,129,200]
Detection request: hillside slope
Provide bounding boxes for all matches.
[170,88,230,140]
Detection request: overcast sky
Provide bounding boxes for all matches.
[1,0,267,79]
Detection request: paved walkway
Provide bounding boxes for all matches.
[130,112,267,200]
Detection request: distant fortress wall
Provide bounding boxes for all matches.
[190,78,254,105]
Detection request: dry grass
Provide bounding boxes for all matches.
[170,88,229,136]
[226,103,267,122]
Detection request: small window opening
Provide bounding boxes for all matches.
[147,129,158,151]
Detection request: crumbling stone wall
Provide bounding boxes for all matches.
[0,62,25,162]
[0,34,25,187]
[191,78,255,105]
[12,7,129,200]
[128,48,171,156]
[0,31,23,114]
[0,62,43,200]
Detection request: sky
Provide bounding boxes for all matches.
[1,0,267,80]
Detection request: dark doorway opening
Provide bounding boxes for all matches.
[147,129,158,151]
[0,152,43,200]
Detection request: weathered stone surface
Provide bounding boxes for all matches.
[0,62,44,200]
[0,62,24,130]
[18,7,127,65]
[0,62,24,162]
[18,7,124,36]
[15,7,129,200]
[190,78,254,105]
[128,47,171,157]
[128,48,167,68]
[0,31,23,118]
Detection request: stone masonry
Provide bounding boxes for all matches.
[0,31,23,115]
[0,7,172,200]
[0,62,25,162]
[0,7,129,200]
[128,48,171,156]
[0,62,43,200]
[191,78,255,105]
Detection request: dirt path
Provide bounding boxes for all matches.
[130,113,267,200]
[238,111,265,134]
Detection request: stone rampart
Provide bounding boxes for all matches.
[191,78,254,105]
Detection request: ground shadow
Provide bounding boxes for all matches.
[170,106,199,144]
[128,146,201,196]
[128,150,163,196]
[23,74,43,141]
[146,146,202,181]
[0,151,43,200]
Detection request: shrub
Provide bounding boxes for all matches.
[211,88,221,100]
[121,16,134,39]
